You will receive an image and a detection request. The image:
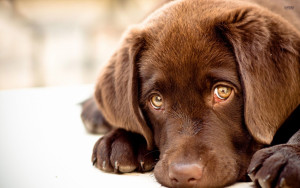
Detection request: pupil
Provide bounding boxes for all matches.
[221,88,227,93]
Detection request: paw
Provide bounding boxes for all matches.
[81,97,111,134]
[92,129,159,173]
[248,144,300,188]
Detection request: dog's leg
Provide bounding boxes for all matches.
[92,128,159,173]
[81,97,112,134]
[247,107,300,188]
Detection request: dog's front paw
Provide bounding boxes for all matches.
[92,128,159,173]
[248,144,300,188]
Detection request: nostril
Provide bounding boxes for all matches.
[171,178,178,183]
[169,162,203,185]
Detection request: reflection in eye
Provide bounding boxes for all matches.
[214,86,232,100]
[150,94,163,109]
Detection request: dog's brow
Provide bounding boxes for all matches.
[206,69,240,89]
[140,80,164,101]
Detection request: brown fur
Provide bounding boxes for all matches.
[81,0,300,187]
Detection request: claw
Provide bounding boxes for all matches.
[279,178,286,188]
[248,173,255,182]
[263,174,271,182]
[140,161,145,171]
[114,161,119,173]
[102,161,106,170]
[92,157,97,166]
[248,165,260,181]
[258,174,271,188]
[248,166,258,174]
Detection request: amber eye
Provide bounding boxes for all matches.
[150,94,163,109]
[214,86,232,100]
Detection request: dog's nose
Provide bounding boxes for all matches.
[169,163,203,187]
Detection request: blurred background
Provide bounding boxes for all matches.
[0,0,161,90]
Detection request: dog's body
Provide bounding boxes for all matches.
[81,0,300,187]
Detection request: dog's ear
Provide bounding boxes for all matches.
[94,27,153,149]
[215,6,300,144]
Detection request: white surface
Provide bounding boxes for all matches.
[0,85,253,188]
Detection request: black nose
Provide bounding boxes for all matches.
[169,163,203,187]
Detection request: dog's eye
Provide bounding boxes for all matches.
[150,94,163,109]
[214,86,232,100]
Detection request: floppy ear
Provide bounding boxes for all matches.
[216,7,300,144]
[94,27,153,150]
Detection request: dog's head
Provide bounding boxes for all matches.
[94,0,300,187]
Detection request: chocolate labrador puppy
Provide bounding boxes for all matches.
[81,0,300,187]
